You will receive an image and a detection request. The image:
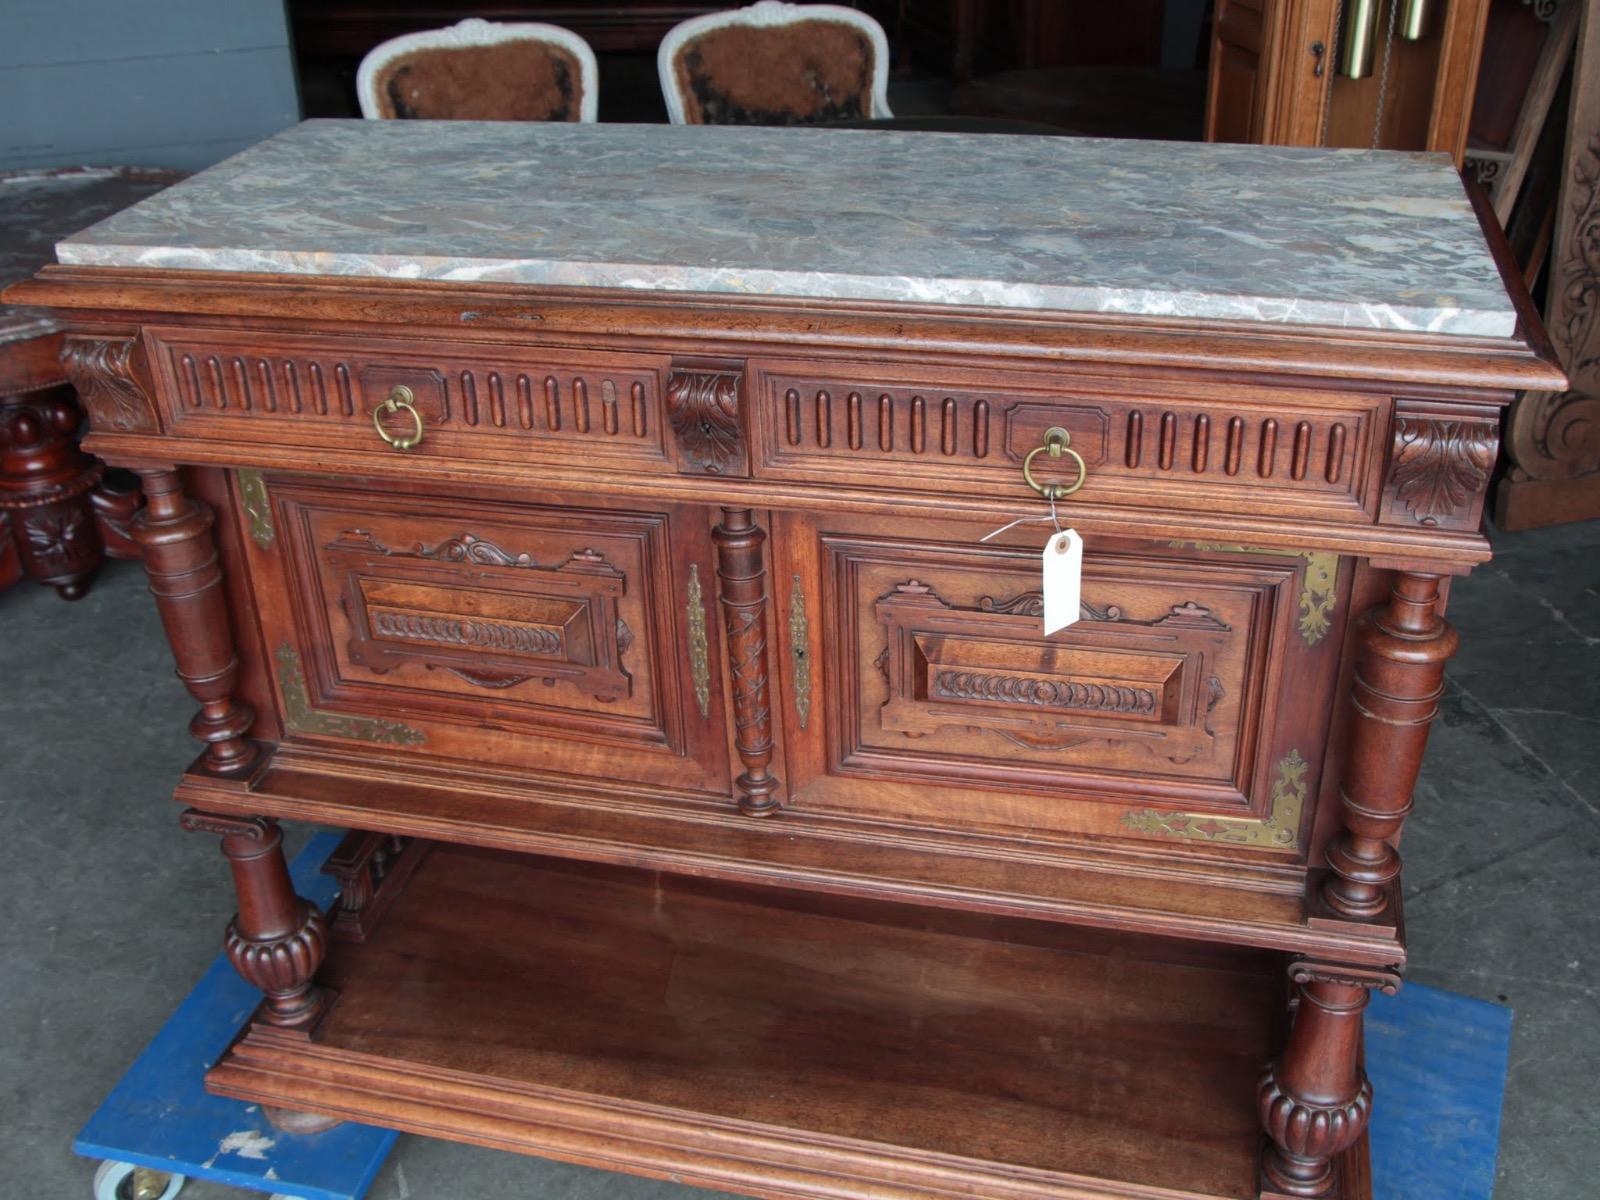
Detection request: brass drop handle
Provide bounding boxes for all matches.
[372,385,424,451]
[1021,426,1087,500]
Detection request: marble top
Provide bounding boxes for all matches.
[2,167,181,345]
[54,120,1517,338]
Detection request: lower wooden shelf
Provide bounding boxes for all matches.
[208,845,1371,1200]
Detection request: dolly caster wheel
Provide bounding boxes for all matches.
[92,1161,184,1200]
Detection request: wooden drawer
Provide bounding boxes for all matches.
[144,326,672,467]
[775,514,1349,854]
[239,474,732,796]
[751,358,1387,522]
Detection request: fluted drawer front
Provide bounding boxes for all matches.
[752,358,1386,521]
[144,326,670,466]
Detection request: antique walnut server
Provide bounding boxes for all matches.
[8,121,1561,1200]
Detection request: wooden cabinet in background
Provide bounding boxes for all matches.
[1207,0,1491,160]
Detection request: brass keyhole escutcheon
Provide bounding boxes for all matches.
[1021,426,1087,500]
[373,384,425,452]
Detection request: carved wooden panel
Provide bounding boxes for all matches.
[143,327,668,464]
[1497,7,1600,527]
[326,531,633,703]
[753,360,1384,520]
[775,514,1343,852]
[244,474,731,794]
[854,567,1253,796]
[1378,400,1500,532]
[666,364,747,476]
[60,335,161,434]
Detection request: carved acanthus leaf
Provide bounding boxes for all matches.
[60,336,159,433]
[1390,417,1497,523]
[666,368,744,474]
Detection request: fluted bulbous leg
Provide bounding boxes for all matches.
[1259,971,1377,1197]
[182,810,328,1028]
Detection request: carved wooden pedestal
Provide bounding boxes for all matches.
[0,166,182,597]
[0,377,139,600]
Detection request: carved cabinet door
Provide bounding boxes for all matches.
[235,472,734,797]
[772,511,1349,857]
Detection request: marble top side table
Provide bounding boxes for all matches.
[0,166,184,598]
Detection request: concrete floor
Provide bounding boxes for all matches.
[2,519,1596,1200]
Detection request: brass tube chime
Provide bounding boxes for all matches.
[1399,0,1431,41]
[1338,0,1431,78]
[1337,0,1381,77]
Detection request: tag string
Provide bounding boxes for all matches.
[979,494,1063,542]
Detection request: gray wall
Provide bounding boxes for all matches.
[0,1,300,172]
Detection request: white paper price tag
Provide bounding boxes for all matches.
[1042,528,1082,635]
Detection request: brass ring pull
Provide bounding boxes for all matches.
[1022,426,1087,499]
[372,385,424,452]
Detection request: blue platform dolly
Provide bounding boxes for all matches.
[74,832,397,1200]
[1366,982,1514,1200]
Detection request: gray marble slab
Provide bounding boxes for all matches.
[2,167,182,346]
[55,119,1517,338]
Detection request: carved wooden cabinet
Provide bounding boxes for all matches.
[6,121,1562,1200]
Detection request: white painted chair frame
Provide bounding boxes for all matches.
[657,1,893,125]
[357,17,600,123]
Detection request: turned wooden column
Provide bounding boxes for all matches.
[1324,571,1458,919]
[714,506,781,816]
[180,811,328,1028]
[132,468,257,774]
[1259,963,1392,1198]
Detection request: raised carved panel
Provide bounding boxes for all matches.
[811,535,1307,829]
[1379,403,1500,531]
[666,365,746,475]
[772,522,1347,848]
[255,479,733,794]
[324,529,632,704]
[60,335,160,434]
[873,579,1205,755]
